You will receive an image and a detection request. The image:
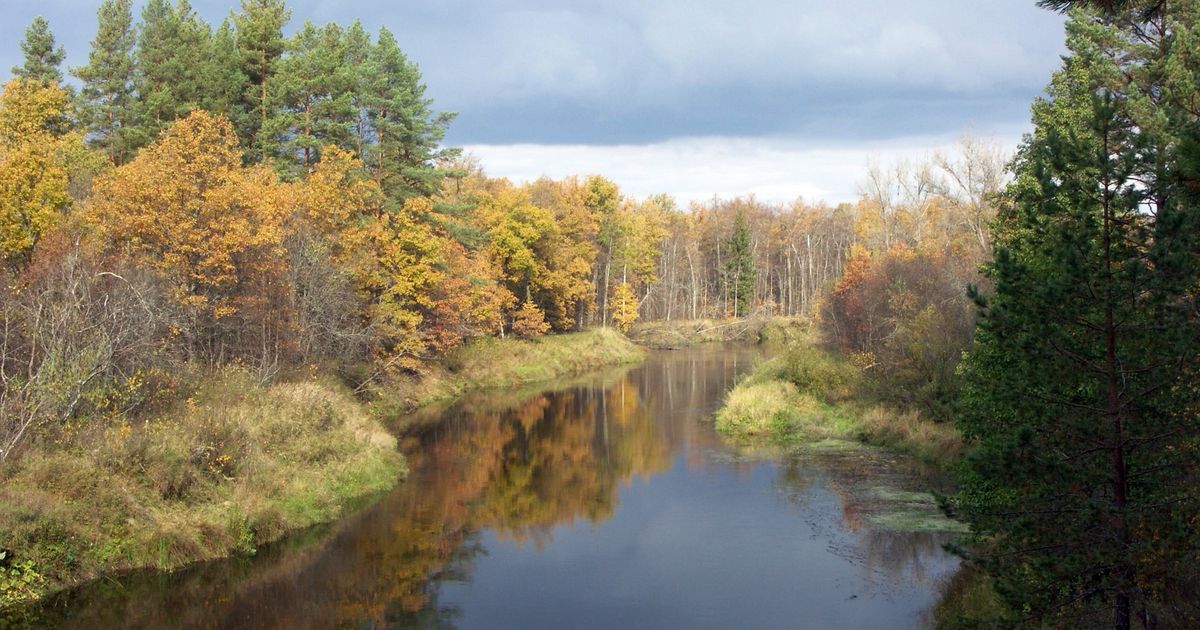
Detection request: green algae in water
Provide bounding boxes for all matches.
[868,510,970,533]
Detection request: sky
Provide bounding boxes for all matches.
[0,0,1068,205]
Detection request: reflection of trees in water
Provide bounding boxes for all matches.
[858,529,945,585]
[33,351,781,629]
[31,365,676,629]
[478,377,672,547]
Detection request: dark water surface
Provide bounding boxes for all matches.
[31,346,960,629]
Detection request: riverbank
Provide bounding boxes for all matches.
[712,338,987,626]
[714,339,963,469]
[372,327,646,414]
[627,317,806,349]
[0,372,405,611]
[0,328,646,613]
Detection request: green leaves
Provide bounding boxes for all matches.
[71,0,137,164]
[0,553,46,609]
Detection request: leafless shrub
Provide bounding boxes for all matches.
[285,231,372,369]
[1,236,172,464]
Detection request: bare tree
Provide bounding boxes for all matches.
[932,134,1010,254]
[1,242,170,464]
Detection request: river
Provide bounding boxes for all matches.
[30,346,961,629]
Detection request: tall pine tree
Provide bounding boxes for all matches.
[361,27,457,201]
[133,0,212,143]
[232,0,290,161]
[264,21,357,175]
[202,19,251,125]
[72,0,138,164]
[12,17,66,86]
[953,4,1200,627]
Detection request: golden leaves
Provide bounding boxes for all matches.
[0,79,80,267]
[88,111,286,321]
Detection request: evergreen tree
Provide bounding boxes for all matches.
[723,209,755,317]
[232,0,291,160]
[134,0,212,142]
[953,5,1200,628]
[72,0,138,164]
[202,19,251,124]
[342,20,373,158]
[264,21,356,175]
[361,27,458,201]
[12,17,66,86]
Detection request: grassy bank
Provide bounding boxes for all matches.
[0,371,405,610]
[627,317,806,349]
[714,341,963,468]
[373,327,646,414]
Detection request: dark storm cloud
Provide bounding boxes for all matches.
[0,0,1066,145]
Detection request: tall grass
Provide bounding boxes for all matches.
[0,370,405,607]
[714,339,963,468]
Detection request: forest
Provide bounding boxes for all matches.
[1,0,1198,628]
[0,0,1007,459]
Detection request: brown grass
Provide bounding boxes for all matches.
[0,370,405,608]
[373,328,645,415]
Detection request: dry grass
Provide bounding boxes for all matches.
[0,370,405,608]
[857,405,965,467]
[628,317,807,349]
[716,382,856,441]
[374,328,645,414]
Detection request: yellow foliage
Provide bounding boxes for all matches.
[88,111,286,321]
[511,300,551,338]
[0,79,80,267]
[357,197,447,364]
[0,78,69,143]
[609,281,639,332]
[290,147,382,242]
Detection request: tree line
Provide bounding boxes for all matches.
[5,1,1198,625]
[0,0,1010,466]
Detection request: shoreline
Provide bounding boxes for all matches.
[0,328,646,613]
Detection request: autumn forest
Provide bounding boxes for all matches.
[2,0,1199,628]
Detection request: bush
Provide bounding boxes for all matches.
[1,232,173,465]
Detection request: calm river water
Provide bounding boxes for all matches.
[32,346,961,629]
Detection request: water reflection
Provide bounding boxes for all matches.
[29,346,959,629]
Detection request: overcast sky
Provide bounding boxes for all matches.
[0,0,1067,204]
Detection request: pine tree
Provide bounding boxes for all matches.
[264,21,356,175]
[72,0,138,164]
[232,0,291,161]
[134,0,212,141]
[12,17,66,86]
[723,209,755,317]
[953,5,1200,628]
[342,20,373,158]
[360,27,457,200]
[202,20,250,124]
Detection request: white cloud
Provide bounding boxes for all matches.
[463,130,1023,207]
